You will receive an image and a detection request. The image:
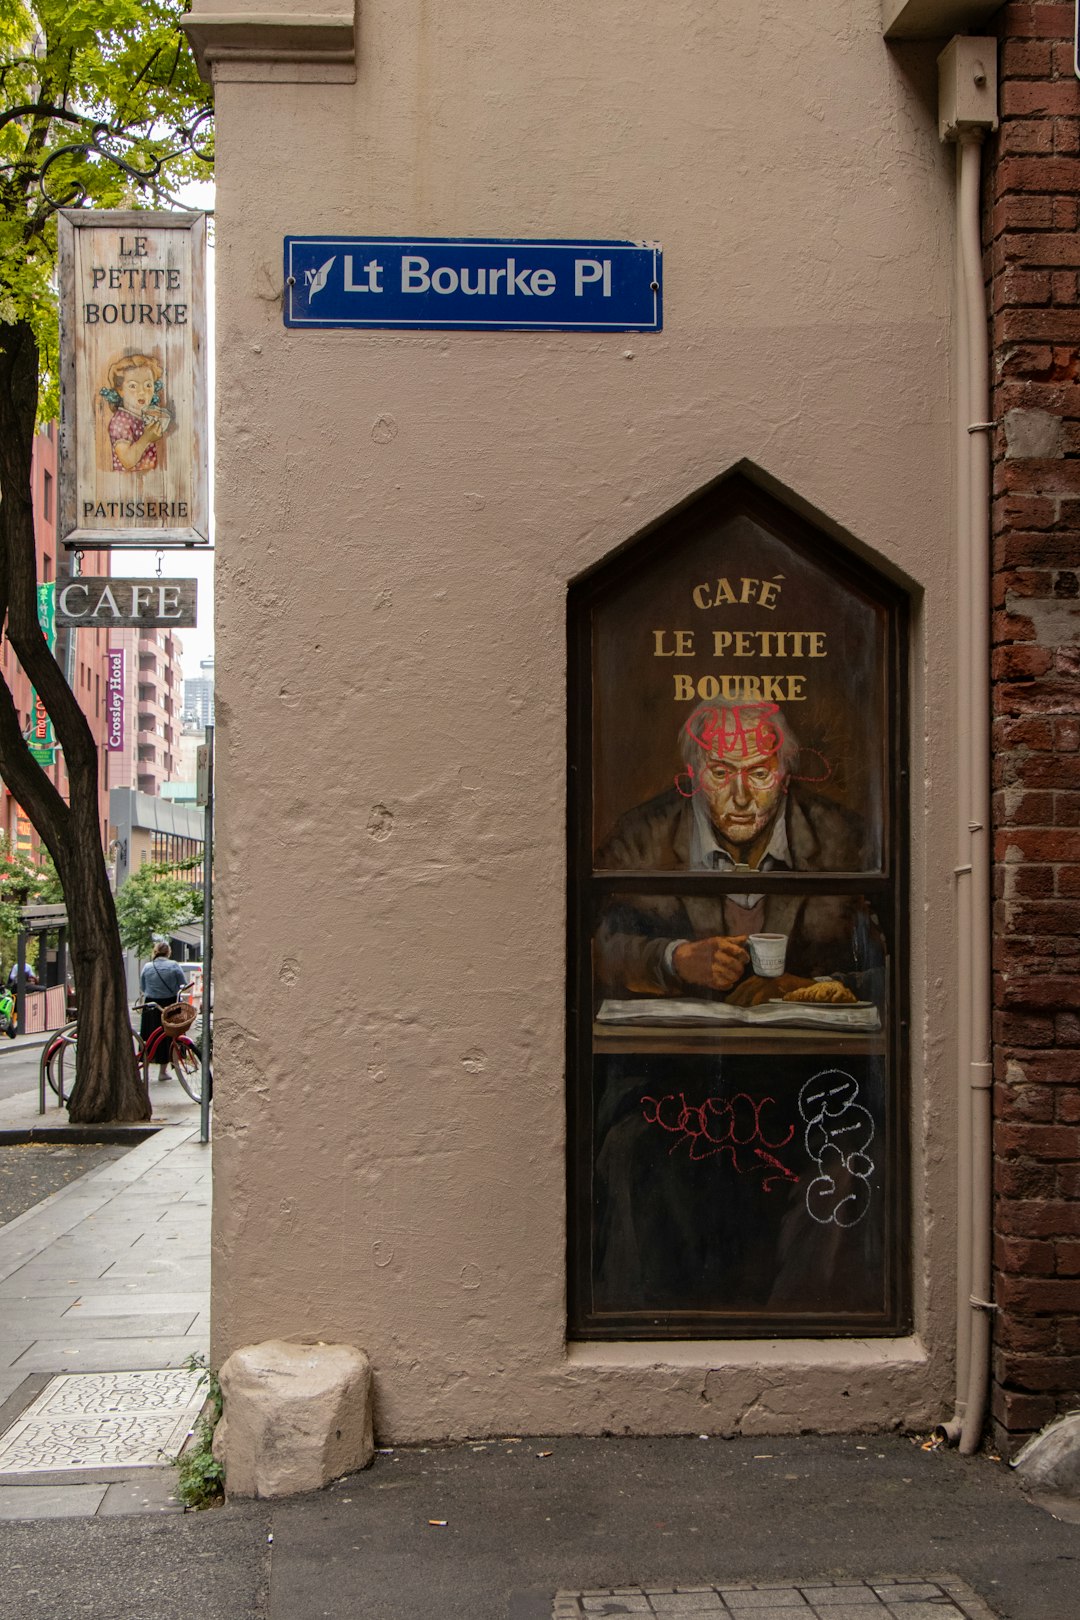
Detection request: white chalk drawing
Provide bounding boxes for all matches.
[798,1068,875,1227]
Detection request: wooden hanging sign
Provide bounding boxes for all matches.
[58,211,209,548]
[55,577,198,629]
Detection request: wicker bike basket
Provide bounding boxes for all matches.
[159,1000,197,1036]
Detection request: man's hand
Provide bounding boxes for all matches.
[726,972,812,1007]
[672,934,749,991]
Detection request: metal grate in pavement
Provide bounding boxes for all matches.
[552,1576,998,1620]
[0,1368,204,1475]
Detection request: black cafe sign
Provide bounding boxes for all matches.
[55,577,197,630]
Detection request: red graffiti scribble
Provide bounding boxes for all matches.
[787,748,833,786]
[676,703,833,797]
[640,1091,799,1190]
[684,703,782,762]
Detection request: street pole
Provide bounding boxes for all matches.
[199,724,213,1144]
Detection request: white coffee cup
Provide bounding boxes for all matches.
[748,933,788,978]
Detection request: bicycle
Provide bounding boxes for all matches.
[135,996,206,1103]
[40,1018,145,1105]
[40,1004,208,1106]
[40,1020,78,1105]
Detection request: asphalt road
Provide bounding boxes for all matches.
[0,1435,1077,1620]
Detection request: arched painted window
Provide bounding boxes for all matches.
[568,473,909,1338]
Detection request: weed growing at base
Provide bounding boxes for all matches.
[175,1352,224,1508]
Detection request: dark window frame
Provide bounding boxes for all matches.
[567,473,911,1340]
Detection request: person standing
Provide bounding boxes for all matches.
[140,943,188,1075]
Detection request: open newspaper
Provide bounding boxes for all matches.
[596,997,882,1032]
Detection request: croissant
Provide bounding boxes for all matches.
[782,980,857,1005]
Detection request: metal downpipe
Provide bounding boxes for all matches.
[957,129,994,1456]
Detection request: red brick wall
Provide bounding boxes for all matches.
[988,2,1080,1447]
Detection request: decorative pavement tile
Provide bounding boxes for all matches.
[881,1609,965,1620]
[649,1598,725,1613]
[810,1609,890,1620]
[800,1595,885,1609]
[722,1596,808,1610]
[550,1579,997,1619]
[872,1587,950,1604]
[0,1367,203,1474]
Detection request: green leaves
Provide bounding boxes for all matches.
[176,1353,225,1508]
[114,858,198,958]
[0,833,62,969]
[0,0,213,423]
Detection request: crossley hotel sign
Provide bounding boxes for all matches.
[58,212,208,547]
[284,237,663,331]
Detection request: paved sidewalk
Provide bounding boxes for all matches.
[1,1433,1076,1620]
[2,1065,203,1133]
[0,1090,209,1519]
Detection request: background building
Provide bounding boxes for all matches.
[183,656,215,729]
[107,627,185,798]
[0,425,111,859]
[109,786,205,995]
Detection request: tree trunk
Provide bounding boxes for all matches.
[0,319,147,1122]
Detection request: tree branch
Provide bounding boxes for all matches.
[0,104,96,136]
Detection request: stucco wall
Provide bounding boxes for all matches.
[203,0,960,1439]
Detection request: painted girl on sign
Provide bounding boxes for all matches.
[97,351,172,473]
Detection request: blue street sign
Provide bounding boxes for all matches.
[283,237,662,332]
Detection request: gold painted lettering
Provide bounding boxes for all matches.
[654,630,695,656]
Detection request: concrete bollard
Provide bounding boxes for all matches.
[213,1339,374,1498]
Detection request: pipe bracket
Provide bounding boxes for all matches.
[969,1294,998,1312]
